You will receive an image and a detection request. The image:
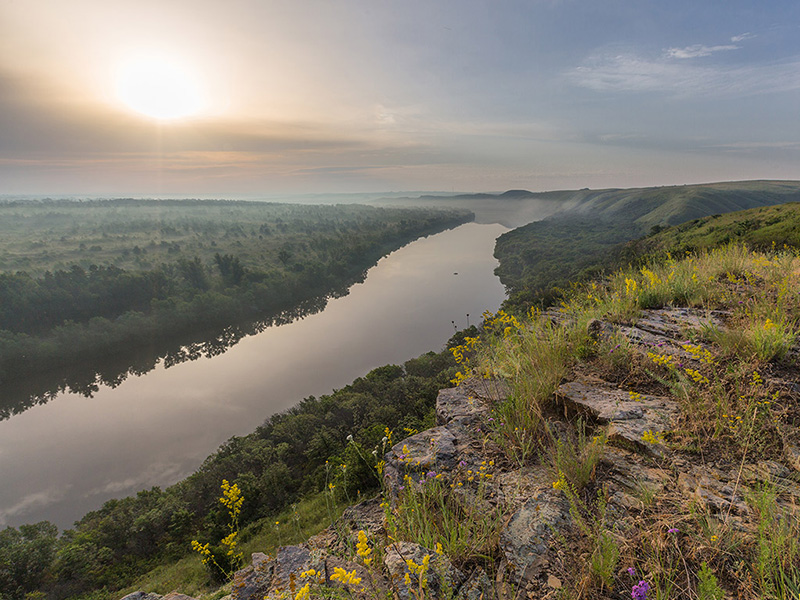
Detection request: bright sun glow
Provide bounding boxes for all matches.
[115,56,206,120]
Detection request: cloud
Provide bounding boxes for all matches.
[666,44,739,59]
[705,141,800,152]
[731,32,756,43]
[0,487,68,526]
[568,51,800,97]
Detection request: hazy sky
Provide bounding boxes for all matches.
[2,0,800,196]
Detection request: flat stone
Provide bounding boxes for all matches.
[677,468,749,516]
[499,490,570,584]
[601,447,671,499]
[633,308,723,340]
[784,441,800,473]
[557,379,677,454]
[494,466,550,510]
[436,385,491,426]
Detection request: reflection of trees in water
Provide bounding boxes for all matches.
[0,287,340,421]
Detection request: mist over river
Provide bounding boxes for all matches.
[0,222,508,528]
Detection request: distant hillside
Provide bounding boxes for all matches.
[493,180,800,308]
[547,179,800,230]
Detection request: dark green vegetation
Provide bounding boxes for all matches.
[493,180,800,309]
[0,347,461,600]
[0,199,471,418]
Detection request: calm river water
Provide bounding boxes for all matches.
[0,222,508,528]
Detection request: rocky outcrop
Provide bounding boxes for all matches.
[127,307,800,600]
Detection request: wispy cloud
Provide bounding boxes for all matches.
[568,51,800,97]
[731,32,756,43]
[706,141,800,152]
[666,44,739,59]
[665,32,756,59]
[0,488,68,526]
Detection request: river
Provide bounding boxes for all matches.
[0,222,508,528]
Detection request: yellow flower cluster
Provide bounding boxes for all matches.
[640,267,661,288]
[628,390,644,402]
[483,309,520,334]
[647,352,676,369]
[404,554,431,589]
[330,566,361,586]
[220,532,238,556]
[641,429,665,444]
[552,472,568,492]
[356,530,372,566]
[294,583,310,600]
[625,277,638,298]
[681,343,716,365]
[722,413,743,431]
[684,368,710,386]
[190,540,212,565]
[220,479,243,515]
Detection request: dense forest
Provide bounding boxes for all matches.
[0,199,472,417]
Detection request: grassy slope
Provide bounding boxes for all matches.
[494,180,800,307]
[619,201,800,261]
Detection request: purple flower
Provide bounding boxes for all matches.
[426,471,436,479]
[458,460,467,468]
[631,580,650,600]
[627,567,636,577]
[668,528,678,534]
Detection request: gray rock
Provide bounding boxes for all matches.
[119,593,162,600]
[557,379,677,454]
[500,490,570,584]
[456,566,494,600]
[384,426,459,495]
[436,385,492,426]
[677,468,749,517]
[784,441,800,473]
[494,466,550,510]
[265,546,321,598]
[161,594,198,600]
[601,447,671,511]
[633,307,723,340]
[231,552,274,600]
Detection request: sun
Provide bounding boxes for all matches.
[115,55,206,120]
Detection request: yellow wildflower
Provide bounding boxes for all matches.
[330,567,361,586]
